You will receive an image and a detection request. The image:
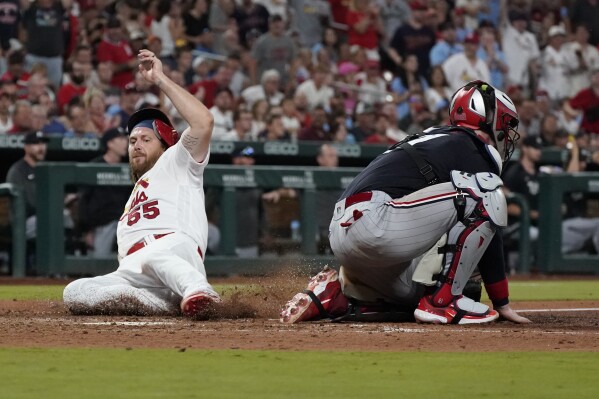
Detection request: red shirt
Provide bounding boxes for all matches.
[346,10,378,50]
[364,134,395,145]
[569,88,599,134]
[329,0,349,25]
[187,79,218,108]
[96,38,135,89]
[57,83,87,114]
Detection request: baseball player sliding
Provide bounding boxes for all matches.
[281,80,532,325]
[63,49,220,318]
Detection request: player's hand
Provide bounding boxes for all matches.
[495,304,532,323]
[262,190,281,203]
[138,49,164,84]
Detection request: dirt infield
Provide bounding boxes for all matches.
[1,276,598,352]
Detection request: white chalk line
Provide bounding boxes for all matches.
[517,307,599,313]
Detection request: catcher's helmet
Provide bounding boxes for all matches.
[449,80,520,162]
[127,108,179,148]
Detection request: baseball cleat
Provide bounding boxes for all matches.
[181,292,221,319]
[414,294,499,325]
[280,266,349,323]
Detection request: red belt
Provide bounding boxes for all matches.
[344,191,373,208]
[126,233,204,259]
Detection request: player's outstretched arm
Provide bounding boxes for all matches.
[137,49,214,163]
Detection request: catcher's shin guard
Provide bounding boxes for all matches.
[431,211,496,307]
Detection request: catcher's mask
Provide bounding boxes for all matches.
[127,108,179,148]
[449,80,520,163]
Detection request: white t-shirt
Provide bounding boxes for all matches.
[442,53,491,92]
[210,106,234,140]
[151,16,175,57]
[241,85,284,108]
[295,80,335,110]
[563,41,599,96]
[117,142,209,259]
[538,45,570,101]
[501,24,540,86]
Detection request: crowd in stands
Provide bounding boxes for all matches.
[2,0,599,268]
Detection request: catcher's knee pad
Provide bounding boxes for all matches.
[431,218,496,306]
[451,170,507,227]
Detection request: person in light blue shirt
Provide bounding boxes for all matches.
[429,22,464,67]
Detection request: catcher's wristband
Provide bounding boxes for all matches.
[485,279,509,308]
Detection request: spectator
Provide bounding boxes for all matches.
[564,68,599,135]
[346,0,384,62]
[349,101,376,142]
[424,66,453,114]
[518,100,542,138]
[563,24,599,96]
[391,54,428,120]
[429,22,464,68]
[455,0,485,30]
[298,105,331,141]
[174,46,194,86]
[64,101,96,139]
[477,26,508,90]
[151,0,185,61]
[221,107,253,141]
[210,87,234,140]
[57,62,88,115]
[388,0,436,77]
[78,127,131,258]
[376,0,411,46]
[249,98,269,139]
[30,104,49,133]
[363,112,394,145]
[355,59,388,105]
[290,0,333,48]
[241,68,284,108]
[569,0,599,46]
[379,101,408,142]
[400,93,436,135]
[257,113,291,141]
[21,0,66,88]
[501,10,540,95]
[96,17,136,89]
[250,14,296,84]
[226,52,251,97]
[235,0,270,49]
[1,51,30,96]
[538,25,570,103]
[107,82,142,130]
[442,32,490,92]
[0,0,20,52]
[295,64,334,111]
[0,88,13,133]
[6,99,31,134]
[188,64,233,109]
[183,0,210,49]
[280,97,301,138]
[539,113,562,147]
[83,88,113,136]
[25,72,53,106]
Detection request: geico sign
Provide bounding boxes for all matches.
[211,141,236,154]
[264,142,298,155]
[333,144,361,157]
[0,134,25,148]
[61,137,100,151]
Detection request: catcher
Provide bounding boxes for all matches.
[281,81,532,325]
[63,49,220,317]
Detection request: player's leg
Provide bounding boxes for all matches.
[63,271,179,315]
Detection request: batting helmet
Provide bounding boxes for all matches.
[127,108,179,148]
[449,80,520,162]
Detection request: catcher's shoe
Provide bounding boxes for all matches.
[413,294,499,325]
[280,266,349,323]
[181,292,221,319]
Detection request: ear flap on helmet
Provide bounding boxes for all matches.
[152,119,179,148]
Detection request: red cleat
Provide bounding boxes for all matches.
[181,292,221,319]
[280,266,349,323]
[414,294,499,325]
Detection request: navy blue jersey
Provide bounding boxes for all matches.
[341,126,501,200]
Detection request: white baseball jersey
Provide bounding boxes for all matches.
[117,141,209,259]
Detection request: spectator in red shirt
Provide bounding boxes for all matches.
[564,68,599,135]
[346,0,383,58]
[96,17,136,89]
[364,112,395,145]
[298,106,332,141]
[57,62,88,114]
[188,65,233,108]
[0,51,30,97]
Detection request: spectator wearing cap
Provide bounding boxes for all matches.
[538,25,570,102]
[429,21,464,68]
[78,127,131,258]
[346,0,384,61]
[96,17,136,89]
[564,68,599,135]
[349,101,376,142]
[0,89,13,133]
[563,24,599,97]
[210,87,235,140]
[442,32,490,92]
[21,0,66,89]
[241,69,284,108]
[107,82,141,130]
[6,131,50,241]
[295,64,334,111]
[501,10,540,93]
[250,14,297,84]
[388,0,436,77]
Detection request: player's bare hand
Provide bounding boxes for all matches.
[262,190,281,203]
[496,304,532,323]
[138,49,164,84]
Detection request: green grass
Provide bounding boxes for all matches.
[1,280,598,302]
[1,349,598,399]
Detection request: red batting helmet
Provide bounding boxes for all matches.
[127,108,179,148]
[449,80,520,162]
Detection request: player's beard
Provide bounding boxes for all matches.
[129,151,162,182]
